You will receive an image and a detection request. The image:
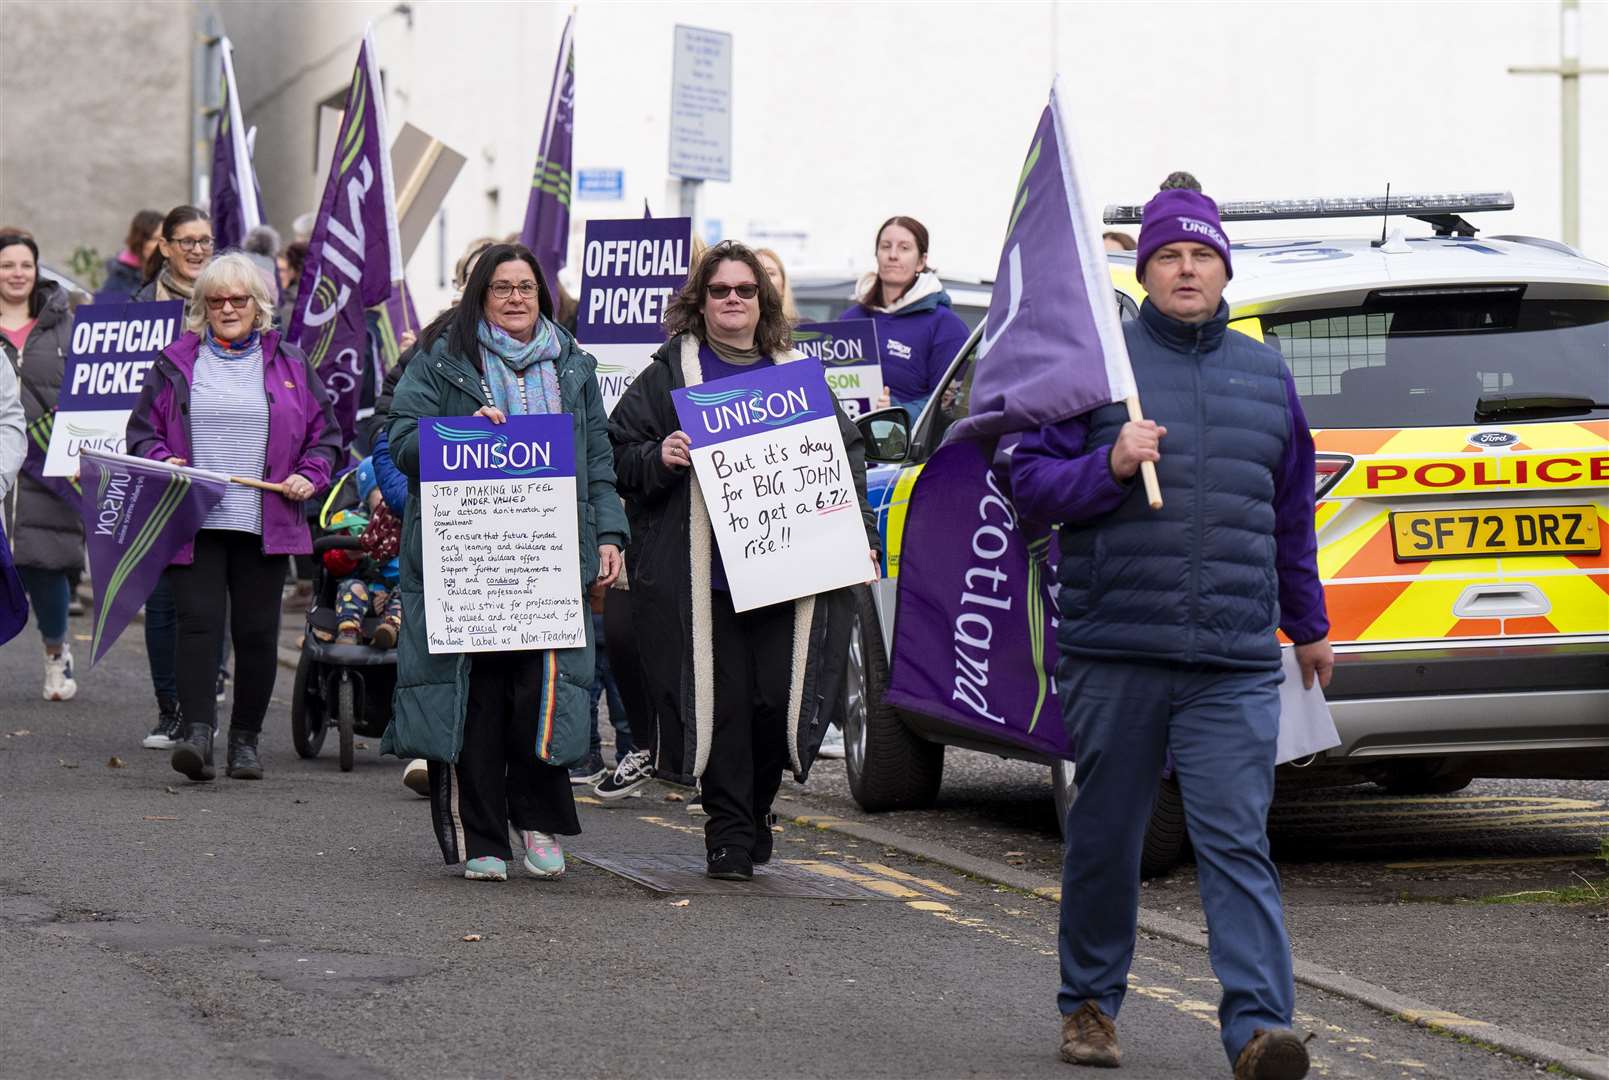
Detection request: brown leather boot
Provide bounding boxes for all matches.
[1059,1000,1120,1067]
[1233,1028,1311,1080]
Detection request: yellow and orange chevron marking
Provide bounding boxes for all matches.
[1313,422,1609,645]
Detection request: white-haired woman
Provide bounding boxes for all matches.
[128,253,340,783]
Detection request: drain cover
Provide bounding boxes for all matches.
[572,852,903,900]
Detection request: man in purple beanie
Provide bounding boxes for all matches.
[1011,172,1332,1079]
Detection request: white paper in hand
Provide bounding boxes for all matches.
[1275,648,1340,765]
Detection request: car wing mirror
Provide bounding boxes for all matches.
[857,407,911,464]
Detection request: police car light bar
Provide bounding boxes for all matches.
[1101,191,1515,225]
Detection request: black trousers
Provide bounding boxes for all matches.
[603,587,655,752]
[702,590,795,855]
[428,649,581,864]
[168,530,287,736]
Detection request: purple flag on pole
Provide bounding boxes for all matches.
[77,451,227,667]
[289,28,403,450]
[886,80,1133,760]
[0,514,27,647]
[375,281,420,366]
[21,412,81,507]
[883,439,1066,758]
[209,36,263,253]
[945,79,1133,444]
[520,13,575,291]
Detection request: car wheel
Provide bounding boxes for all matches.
[845,586,943,811]
[1053,762,1190,879]
[1374,759,1473,796]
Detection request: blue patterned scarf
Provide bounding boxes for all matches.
[477,318,562,416]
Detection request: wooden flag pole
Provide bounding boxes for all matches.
[1124,394,1164,510]
[229,475,289,495]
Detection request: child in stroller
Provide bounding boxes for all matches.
[313,458,402,649]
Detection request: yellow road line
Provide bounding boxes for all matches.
[1275,810,1609,835]
[858,861,963,897]
[1383,852,1605,870]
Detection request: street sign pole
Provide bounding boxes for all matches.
[1509,0,1607,248]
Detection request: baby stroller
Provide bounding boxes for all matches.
[290,469,398,772]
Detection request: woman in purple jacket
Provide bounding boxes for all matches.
[128,253,340,782]
[837,215,969,416]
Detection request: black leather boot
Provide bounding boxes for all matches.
[171,721,215,782]
[226,730,263,780]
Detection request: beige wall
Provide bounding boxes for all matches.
[0,1,194,275]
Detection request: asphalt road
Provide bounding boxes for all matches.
[0,616,1600,1079]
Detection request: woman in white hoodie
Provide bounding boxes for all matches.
[837,215,970,416]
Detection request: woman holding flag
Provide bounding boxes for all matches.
[128,253,340,782]
[383,242,627,882]
[0,230,84,701]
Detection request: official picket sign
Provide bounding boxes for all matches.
[418,415,586,654]
[672,360,868,612]
[44,301,184,476]
[792,319,882,419]
[576,216,691,413]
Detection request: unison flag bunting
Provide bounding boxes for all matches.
[885,79,1137,760]
[77,451,228,667]
[209,36,263,253]
[289,26,403,449]
[520,13,575,291]
[21,412,81,506]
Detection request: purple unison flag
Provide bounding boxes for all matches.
[77,451,227,667]
[884,439,1066,759]
[209,36,263,253]
[21,412,81,506]
[0,514,27,647]
[289,28,403,450]
[520,14,575,292]
[886,80,1133,760]
[375,281,420,366]
[945,79,1133,444]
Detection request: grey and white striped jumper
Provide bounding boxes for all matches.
[190,333,269,534]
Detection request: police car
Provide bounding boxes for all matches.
[846,192,1609,875]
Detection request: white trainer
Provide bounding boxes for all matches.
[43,647,78,702]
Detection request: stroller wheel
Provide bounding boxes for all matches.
[336,672,357,773]
[290,652,328,759]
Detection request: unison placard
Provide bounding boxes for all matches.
[792,319,882,420]
[672,361,869,612]
[44,301,183,476]
[418,415,586,653]
[576,216,691,414]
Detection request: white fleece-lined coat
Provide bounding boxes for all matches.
[608,333,880,785]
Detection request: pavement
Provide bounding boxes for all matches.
[2,611,1605,1079]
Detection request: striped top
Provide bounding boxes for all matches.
[190,333,269,534]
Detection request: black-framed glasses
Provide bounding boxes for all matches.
[174,237,215,253]
[204,294,253,311]
[706,283,758,300]
[489,281,539,299]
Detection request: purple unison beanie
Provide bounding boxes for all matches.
[1136,189,1233,281]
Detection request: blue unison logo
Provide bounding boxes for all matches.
[433,423,556,476]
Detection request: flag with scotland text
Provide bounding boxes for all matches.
[520,13,575,291]
[288,27,403,449]
[0,515,26,647]
[77,451,227,667]
[209,36,263,253]
[884,80,1133,759]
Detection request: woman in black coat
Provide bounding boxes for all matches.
[608,241,879,881]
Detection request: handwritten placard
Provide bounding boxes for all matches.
[792,319,882,420]
[672,360,868,612]
[419,415,586,653]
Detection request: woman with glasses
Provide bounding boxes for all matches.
[134,206,215,304]
[609,241,879,881]
[128,253,340,783]
[384,243,627,882]
[0,230,84,701]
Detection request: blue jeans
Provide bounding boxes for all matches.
[1055,657,1291,1066]
[16,566,69,647]
[588,611,634,763]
